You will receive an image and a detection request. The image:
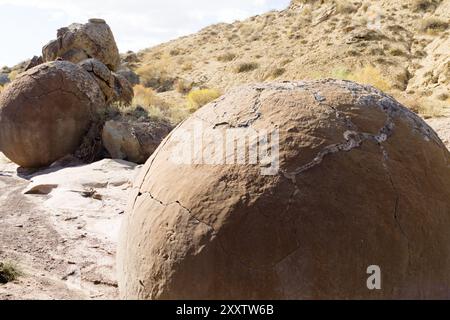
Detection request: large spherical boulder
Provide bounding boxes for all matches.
[117,80,450,300]
[42,19,120,71]
[0,61,105,168]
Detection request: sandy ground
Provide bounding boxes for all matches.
[0,155,140,300]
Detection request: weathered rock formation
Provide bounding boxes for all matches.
[116,67,140,86]
[118,80,450,300]
[102,119,173,164]
[78,59,133,105]
[42,19,121,71]
[0,61,105,168]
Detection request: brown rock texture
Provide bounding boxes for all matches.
[78,59,134,105]
[118,80,450,300]
[102,119,173,164]
[42,19,120,71]
[0,61,105,168]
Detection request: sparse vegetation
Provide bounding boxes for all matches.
[412,0,441,12]
[420,18,449,34]
[332,67,351,80]
[389,48,407,56]
[271,67,286,78]
[347,65,392,92]
[0,261,23,284]
[399,95,447,119]
[175,79,193,94]
[132,85,166,110]
[7,70,19,81]
[217,52,236,62]
[328,66,391,92]
[336,0,358,14]
[135,55,176,92]
[187,88,221,111]
[235,62,259,73]
[119,85,190,124]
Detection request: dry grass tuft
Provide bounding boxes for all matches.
[217,52,237,62]
[271,67,286,78]
[397,95,447,119]
[175,79,193,94]
[420,18,449,34]
[132,85,166,109]
[335,0,358,14]
[187,89,221,111]
[0,261,23,284]
[347,65,392,92]
[114,85,189,124]
[235,62,259,73]
[412,0,441,12]
[135,55,176,92]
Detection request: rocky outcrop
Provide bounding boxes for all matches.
[118,80,450,300]
[24,56,44,71]
[116,67,140,86]
[0,73,9,86]
[112,73,134,106]
[42,19,121,71]
[78,58,134,106]
[0,61,106,168]
[102,119,173,164]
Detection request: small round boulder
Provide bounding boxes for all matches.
[0,61,105,168]
[118,80,450,300]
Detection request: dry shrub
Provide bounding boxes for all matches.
[217,52,236,62]
[187,89,221,111]
[235,62,259,73]
[347,65,391,92]
[175,79,193,94]
[133,85,165,108]
[335,0,358,14]
[7,70,19,81]
[182,61,194,71]
[0,261,23,284]
[397,95,446,119]
[420,18,448,34]
[125,85,190,124]
[413,0,441,11]
[271,67,286,78]
[135,55,176,92]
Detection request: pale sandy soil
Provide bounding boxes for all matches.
[0,155,140,300]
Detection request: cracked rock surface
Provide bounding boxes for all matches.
[78,59,134,106]
[118,80,450,299]
[42,19,120,72]
[0,61,106,168]
[102,119,174,164]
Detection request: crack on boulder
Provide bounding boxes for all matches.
[139,191,217,232]
[383,153,412,269]
[213,87,265,129]
[282,122,393,183]
[132,120,187,204]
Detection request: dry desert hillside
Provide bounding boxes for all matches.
[120,0,449,122]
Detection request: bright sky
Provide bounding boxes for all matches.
[0,0,290,67]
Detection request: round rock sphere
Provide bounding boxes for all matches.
[118,80,450,300]
[0,61,105,168]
